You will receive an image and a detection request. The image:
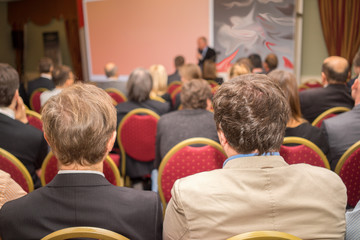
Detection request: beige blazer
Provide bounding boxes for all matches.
[163,155,347,240]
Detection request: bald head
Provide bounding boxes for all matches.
[197,37,207,51]
[322,56,349,83]
[104,62,118,78]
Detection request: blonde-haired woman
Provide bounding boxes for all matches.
[149,64,167,100]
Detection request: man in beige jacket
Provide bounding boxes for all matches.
[163,74,347,240]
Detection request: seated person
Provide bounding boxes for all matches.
[40,65,75,107]
[27,57,54,101]
[0,84,163,240]
[268,70,329,154]
[149,64,168,99]
[346,200,360,240]
[154,79,219,169]
[167,55,184,85]
[0,170,26,208]
[203,60,223,85]
[163,74,347,240]
[0,63,48,188]
[95,62,127,96]
[263,53,278,74]
[229,62,251,79]
[248,53,264,73]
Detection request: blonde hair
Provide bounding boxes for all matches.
[149,64,167,97]
[229,63,250,79]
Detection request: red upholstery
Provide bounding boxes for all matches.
[170,88,181,108]
[107,92,126,105]
[313,113,336,127]
[280,144,327,168]
[0,155,30,192]
[103,158,118,186]
[30,91,43,113]
[109,153,120,167]
[167,82,182,95]
[338,147,360,207]
[27,115,43,131]
[120,114,158,161]
[161,145,226,202]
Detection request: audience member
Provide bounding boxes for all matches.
[96,62,127,95]
[202,60,223,85]
[300,56,354,123]
[248,54,264,73]
[346,200,360,240]
[347,50,360,88]
[197,36,216,70]
[167,56,184,85]
[268,70,328,154]
[0,170,26,208]
[40,65,75,107]
[27,57,54,101]
[229,63,250,79]
[264,53,278,74]
[149,64,168,99]
[321,74,360,169]
[163,74,347,240]
[0,84,163,240]
[154,79,218,169]
[236,57,253,72]
[0,63,48,188]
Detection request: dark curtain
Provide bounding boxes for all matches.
[65,19,83,81]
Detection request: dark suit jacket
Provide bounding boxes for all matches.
[95,80,127,96]
[299,84,354,123]
[198,47,216,69]
[321,104,360,170]
[0,113,48,188]
[0,173,163,240]
[167,70,181,85]
[27,76,54,101]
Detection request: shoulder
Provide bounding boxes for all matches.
[323,110,354,128]
[300,87,325,98]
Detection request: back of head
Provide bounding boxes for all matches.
[104,62,118,78]
[52,65,73,87]
[127,68,152,102]
[42,83,116,166]
[353,50,360,68]
[213,74,289,154]
[248,54,263,69]
[179,63,202,82]
[322,56,349,83]
[229,63,251,79]
[149,64,167,95]
[39,57,53,73]
[0,63,19,107]
[265,53,278,71]
[268,70,301,121]
[236,57,254,72]
[203,60,217,79]
[174,56,185,69]
[181,79,212,110]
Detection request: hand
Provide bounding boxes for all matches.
[197,53,203,60]
[15,96,28,124]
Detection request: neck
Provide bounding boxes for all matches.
[286,117,305,128]
[59,161,103,172]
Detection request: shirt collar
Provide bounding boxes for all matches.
[0,107,15,119]
[58,170,105,177]
[223,152,280,168]
[40,73,52,79]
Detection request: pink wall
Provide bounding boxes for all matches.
[86,0,209,76]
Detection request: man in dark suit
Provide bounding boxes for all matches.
[167,55,185,85]
[321,74,360,170]
[0,83,163,240]
[27,57,55,101]
[300,56,354,123]
[0,63,48,188]
[197,36,216,70]
[95,62,127,96]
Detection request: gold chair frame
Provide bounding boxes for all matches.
[0,148,34,192]
[227,231,302,240]
[158,137,226,211]
[41,151,123,187]
[150,95,166,103]
[41,226,129,240]
[105,88,127,104]
[29,87,48,112]
[167,81,182,93]
[282,137,330,169]
[26,109,42,120]
[311,106,350,127]
[335,140,360,174]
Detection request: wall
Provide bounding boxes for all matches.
[0,3,15,67]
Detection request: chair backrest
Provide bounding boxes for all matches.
[0,148,34,192]
[280,137,330,169]
[150,95,166,103]
[335,140,360,207]
[30,87,48,113]
[26,109,43,131]
[105,88,127,105]
[158,137,227,209]
[40,152,123,187]
[311,106,351,127]
[298,79,323,92]
[41,226,129,240]
[167,81,182,95]
[170,87,182,108]
[227,231,301,240]
[117,108,160,177]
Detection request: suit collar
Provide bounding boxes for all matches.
[223,155,288,169]
[46,173,111,187]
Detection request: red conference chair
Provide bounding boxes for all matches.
[312,107,351,127]
[0,148,34,193]
[40,151,123,187]
[167,81,182,95]
[117,108,160,182]
[26,109,43,131]
[298,79,323,92]
[158,137,227,210]
[105,88,127,105]
[280,137,330,169]
[335,141,360,208]
[30,87,47,113]
[170,87,182,109]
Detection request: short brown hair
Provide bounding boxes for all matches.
[42,83,116,166]
[0,63,19,107]
[268,70,302,121]
[39,57,53,73]
[213,74,289,154]
[127,68,152,102]
[265,53,278,71]
[52,65,72,87]
[322,57,349,83]
[181,79,212,109]
[179,63,202,81]
[203,60,217,79]
[174,56,185,68]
